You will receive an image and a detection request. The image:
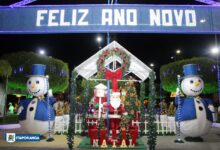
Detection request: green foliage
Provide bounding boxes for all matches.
[81,80,90,134]
[160,57,217,94]
[140,82,146,135]
[140,82,146,103]
[145,82,168,99]
[124,78,140,120]
[1,51,69,94]
[67,70,77,150]
[119,114,130,139]
[99,116,106,129]
[0,59,12,77]
[98,116,106,139]
[96,48,130,78]
[147,71,157,150]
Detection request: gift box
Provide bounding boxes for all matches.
[130,129,138,145]
[122,129,126,140]
[99,128,108,145]
[90,129,98,145]
[112,129,117,139]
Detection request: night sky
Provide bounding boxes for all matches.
[0,0,219,77]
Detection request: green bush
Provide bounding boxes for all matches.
[1,51,69,94]
[0,59,12,77]
[160,57,217,94]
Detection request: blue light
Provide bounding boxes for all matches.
[171,69,174,75]
[195,0,220,5]
[9,0,37,8]
[162,72,166,77]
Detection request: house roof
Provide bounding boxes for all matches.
[74,41,152,81]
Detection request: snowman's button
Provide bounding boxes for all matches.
[29,107,34,111]
[199,106,203,111]
[31,101,35,104]
[196,100,200,104]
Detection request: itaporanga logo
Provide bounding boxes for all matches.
[5,133,40,143]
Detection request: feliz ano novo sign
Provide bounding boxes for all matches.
[0,4,219,34]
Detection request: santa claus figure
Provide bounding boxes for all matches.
[107,92,127,132]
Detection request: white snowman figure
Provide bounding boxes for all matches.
[18,64,55,137]
[176,64,214,141]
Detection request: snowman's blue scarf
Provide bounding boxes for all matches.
[19,97,55,121]
[175,97,213,122]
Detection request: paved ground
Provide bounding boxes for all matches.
[0,126,220,150]
[146,127,220,150]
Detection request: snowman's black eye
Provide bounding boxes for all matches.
[28,81,31,84]
[29,107,34,111]
[198,79,201,82]
[36,81,39,84]
[190,80,194,84]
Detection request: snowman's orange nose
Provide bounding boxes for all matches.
[194,81,200,86]
[31,83,36,89]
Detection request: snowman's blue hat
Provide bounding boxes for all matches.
[28,64,46,77]
[183,64,200,78]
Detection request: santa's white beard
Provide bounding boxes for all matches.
[110,99,121,109]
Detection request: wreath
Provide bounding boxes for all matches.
[97,47,130,77]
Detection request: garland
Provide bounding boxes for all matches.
[97,48,130,77]
[67,70,77,150]
[147,71,157,150]
[140,82,146,135]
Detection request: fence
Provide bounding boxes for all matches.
[75,114,83,134]
[54,114,84,134]
[132,119,176,135]
[54,114,176,135]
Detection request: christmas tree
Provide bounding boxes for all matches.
[124,76,141,120]
[120,115,129,130]
[119,114,130,140]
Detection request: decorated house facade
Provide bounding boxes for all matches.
[72,41,152,147]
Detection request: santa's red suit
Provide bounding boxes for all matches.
[101,91,128,132]
[108,103,127,131]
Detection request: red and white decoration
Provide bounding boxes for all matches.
[73,41,153,146]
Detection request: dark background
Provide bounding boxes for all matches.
[0,0,219,77]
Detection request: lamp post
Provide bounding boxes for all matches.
[94,84,107,120]
[176,49,181,54]
[96,36,102,50]
[171,49,182,61]
[37,50,53,141]
[150,63,154,68]
[38,48,46,56]
[39,49,45,55]
[175,49,181,60]
[174,75,184,143]
[211,35,220,115]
